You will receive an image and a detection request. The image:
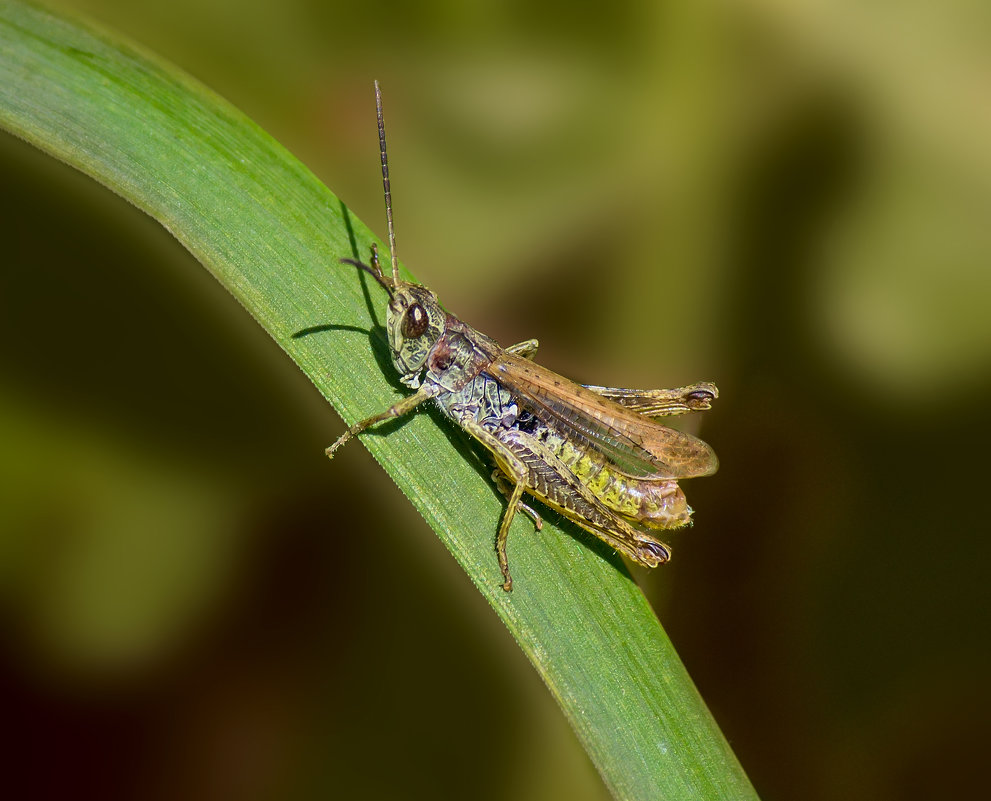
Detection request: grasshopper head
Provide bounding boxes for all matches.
[339,249,446,386]
[386,283,446,385]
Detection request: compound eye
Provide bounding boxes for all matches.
[401,303,429,338]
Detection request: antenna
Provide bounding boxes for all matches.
[374,81,400,286]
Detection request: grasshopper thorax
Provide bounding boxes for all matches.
[386,283,447,387]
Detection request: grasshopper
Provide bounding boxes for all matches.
[327,82,718,591]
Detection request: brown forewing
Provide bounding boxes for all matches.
[487,351,718,480]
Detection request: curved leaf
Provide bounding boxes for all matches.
[0,2,757,798]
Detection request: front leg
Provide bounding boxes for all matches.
[326,387,433,458]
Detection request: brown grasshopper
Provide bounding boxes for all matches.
[328,82,718,591]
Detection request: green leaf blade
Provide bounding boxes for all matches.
[0,2,758,798]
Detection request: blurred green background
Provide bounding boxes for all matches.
[2,1,989,799]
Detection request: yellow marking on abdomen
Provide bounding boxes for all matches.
[547,430,692,528]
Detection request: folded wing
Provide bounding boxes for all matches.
[488,352,718,479]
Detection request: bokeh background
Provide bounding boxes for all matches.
[2,1,990,799]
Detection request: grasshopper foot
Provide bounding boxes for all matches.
[325,433,351,459]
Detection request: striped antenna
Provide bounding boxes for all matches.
[374,81,400,286]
